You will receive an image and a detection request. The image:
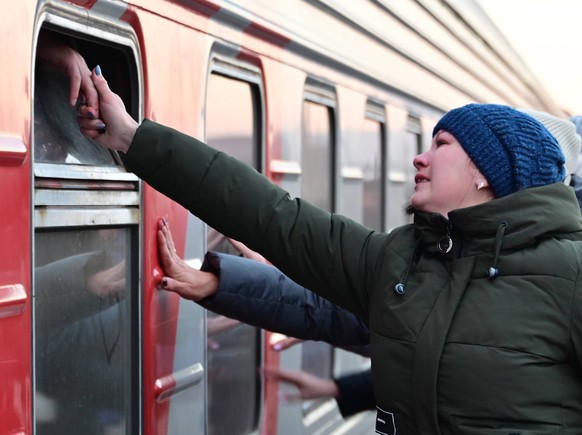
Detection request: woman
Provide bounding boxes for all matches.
[78,66,582,433]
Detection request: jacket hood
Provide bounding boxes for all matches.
[413,183,582,259]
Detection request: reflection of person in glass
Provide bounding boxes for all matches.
[35,230,129,435]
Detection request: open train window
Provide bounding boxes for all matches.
[204,55,264,435]
[33,17,140,435]
[301,80,337,412]
[34,26,138,181]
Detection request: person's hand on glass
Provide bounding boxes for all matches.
[87,260,126,300]
[227,238,269,264]
[262,366,339,402]
[269,333,303,352]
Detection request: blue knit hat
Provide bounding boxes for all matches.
[433,104,566,197]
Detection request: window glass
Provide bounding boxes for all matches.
[302,101,333,211]
[205,72,261,435]
[358,118,383,231]
[388,118,420,229]
[300,99,334,400]
[34,228,134,435]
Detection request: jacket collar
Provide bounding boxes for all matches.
[413,183,582,258]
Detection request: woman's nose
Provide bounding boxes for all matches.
[413,152,428,169]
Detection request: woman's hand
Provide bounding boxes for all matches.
[157,218,219,301]
[77,67,139,153]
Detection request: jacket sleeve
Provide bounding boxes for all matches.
[334,368,376,417]
[122,120,389,320]
[198,252,371,355]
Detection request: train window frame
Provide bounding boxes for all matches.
[203,48,266,435]
[32,7,143,435]
[300,78,338,414]
[33,5,142,182]
[207,46,265,173]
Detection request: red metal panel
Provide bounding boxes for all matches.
[0,2,34,433]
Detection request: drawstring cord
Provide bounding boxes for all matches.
[487,220,508,279]
[393,219,508,294]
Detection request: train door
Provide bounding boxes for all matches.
[203,49,265,435]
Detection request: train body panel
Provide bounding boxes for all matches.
[0,1,563,434]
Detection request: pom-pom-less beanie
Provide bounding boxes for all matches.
[433,104,565,198]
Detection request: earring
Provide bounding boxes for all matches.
[477,181,485,191]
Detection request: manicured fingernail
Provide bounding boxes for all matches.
[88,111,95,119]
[95,65,102,76]
[273,344,282,351]
[96,122,107,135]
[161,278,168,288]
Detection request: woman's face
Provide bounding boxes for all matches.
[410,130,491,216]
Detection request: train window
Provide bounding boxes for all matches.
[33,25,140,435]
[388,115,421,229]
[343,102,385,231]
[34,228,136,435]
[302,100,334,211]
[205,70,262,435]
[360,117,384,231]
[301,90,336,410]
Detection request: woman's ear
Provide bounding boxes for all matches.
[476,178,489,191]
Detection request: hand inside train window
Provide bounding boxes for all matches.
[34,64,116,165]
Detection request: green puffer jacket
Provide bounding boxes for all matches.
[125,120,582,434]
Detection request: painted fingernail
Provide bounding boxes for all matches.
[95,65,102,76]
[161,278,168,288]
[88,111,95,120]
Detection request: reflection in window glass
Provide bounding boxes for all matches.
[205,72,261,435]
[301,99,334,398]
[34,228,133,435]
[34,65,116,166]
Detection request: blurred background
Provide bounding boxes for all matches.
[476,0,582,115]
